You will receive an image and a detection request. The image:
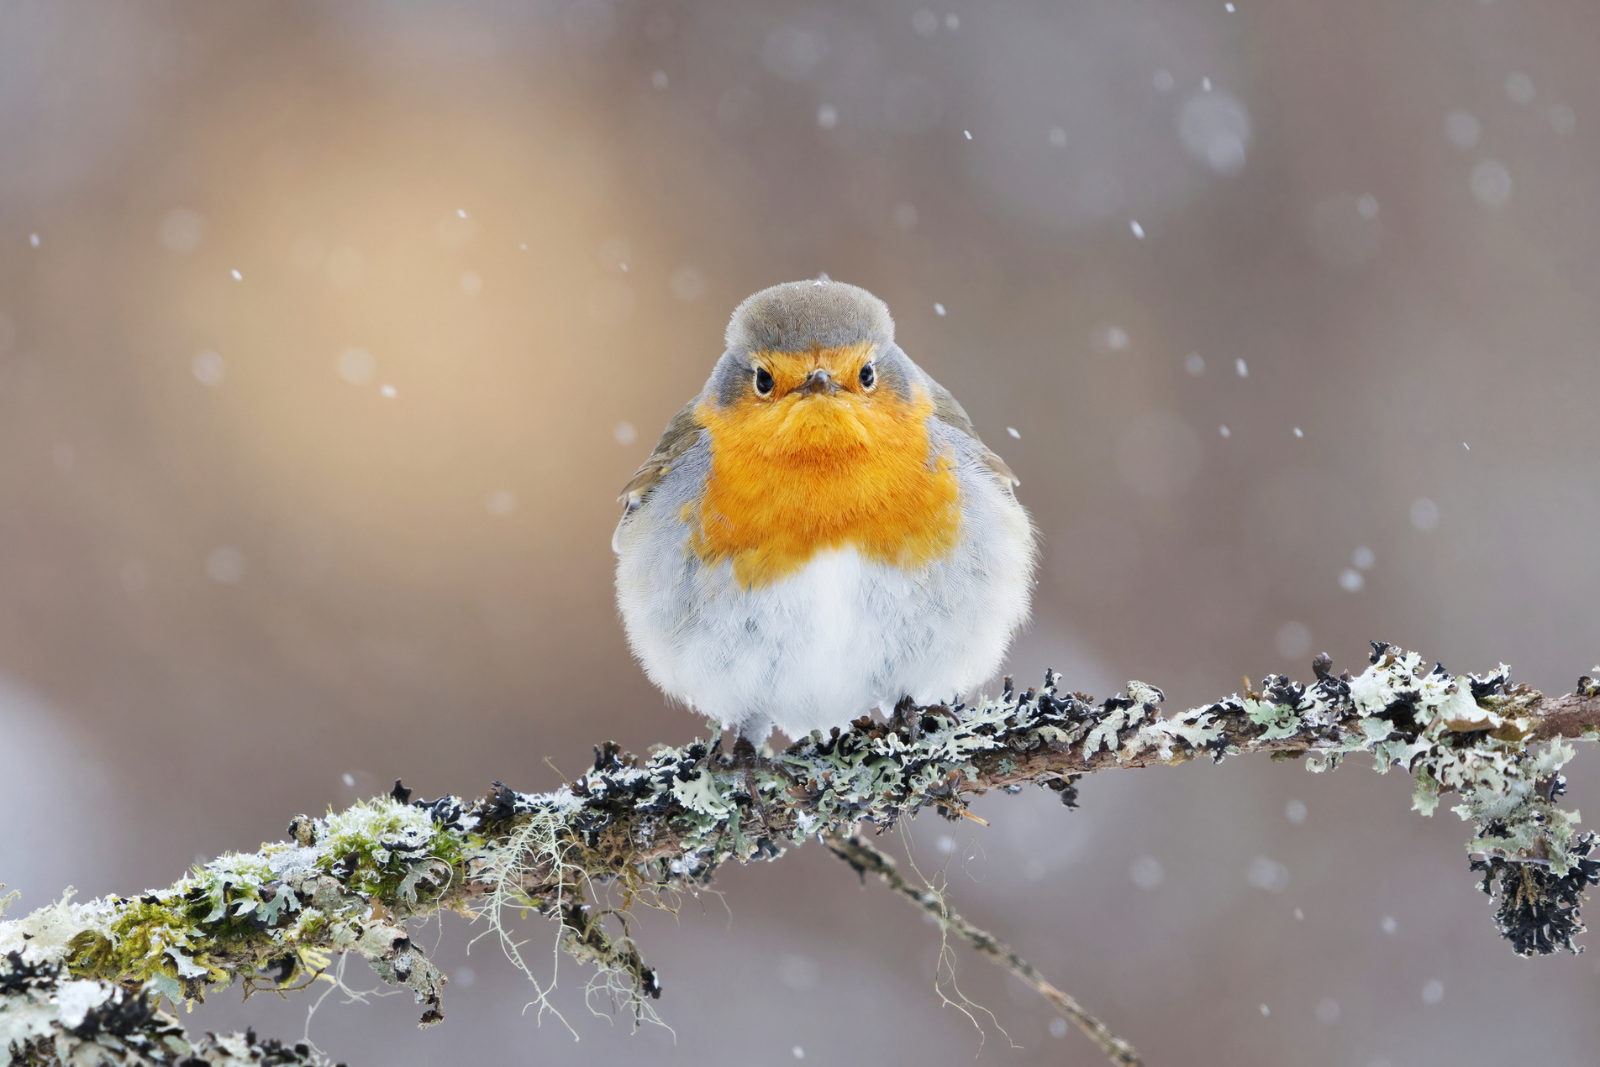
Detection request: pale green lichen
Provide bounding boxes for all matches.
[4,643,1598,1065]
[1,796,461,1039]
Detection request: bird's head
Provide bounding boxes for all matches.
[697,279,928,463]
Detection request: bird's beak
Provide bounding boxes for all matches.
[794,368,840,397]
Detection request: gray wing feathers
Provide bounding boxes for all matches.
[613,401,704,554]
[619,401,702,508]
[926,377,1019,487]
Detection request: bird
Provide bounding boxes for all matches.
[613,278,1036,744]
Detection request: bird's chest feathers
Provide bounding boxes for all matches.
[690,388,960,589]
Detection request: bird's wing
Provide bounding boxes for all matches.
[618,400,704,513]
[926,378,1019,487]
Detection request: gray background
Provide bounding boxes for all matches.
[3,1,1599,1064]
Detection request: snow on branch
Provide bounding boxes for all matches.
[4,643,1600,1066]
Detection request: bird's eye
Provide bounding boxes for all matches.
[754,366,775,396]
[859,362,876,389]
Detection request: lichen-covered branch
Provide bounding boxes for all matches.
[825,832,1141,1066]
[4,643,1599,1065]
[0,955,337,1067]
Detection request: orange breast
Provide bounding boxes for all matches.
[689,346,961,589]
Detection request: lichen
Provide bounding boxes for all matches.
[4,643,1597,1065]
[0,951,339,1066]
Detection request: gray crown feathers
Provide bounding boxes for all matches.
[725,279,895,355]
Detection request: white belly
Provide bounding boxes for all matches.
[619,540,1030,741]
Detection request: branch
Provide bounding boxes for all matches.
[824,832,1141,1066]
[4,643,1599,1065]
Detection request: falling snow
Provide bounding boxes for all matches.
[192,351,226,385]
[1180,91,1250,173]
[338,348,375,384]
[1247,857,1290,893]
[1471,160,1512,207]
[1094,324,1129,352]
[4,11,1592,1058]
[1277,622,1310,657]
[1129,855,1165,889]
[1446,110,1481,149]
[1505,73,1535,106]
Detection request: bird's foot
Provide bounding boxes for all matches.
[729,735,772,829]
[889,695,922,740]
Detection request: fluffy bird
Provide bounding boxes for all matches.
[614,279,1035,742]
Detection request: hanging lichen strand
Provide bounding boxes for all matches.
[3,643,1599,1066]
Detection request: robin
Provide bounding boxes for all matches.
[614,279,1036,745]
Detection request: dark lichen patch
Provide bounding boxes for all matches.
[0,950,344,1066]
[1473,832,1600,956]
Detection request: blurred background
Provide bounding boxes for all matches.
[3,0,1599,1063]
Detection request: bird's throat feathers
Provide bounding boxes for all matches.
[691,345,961,588]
